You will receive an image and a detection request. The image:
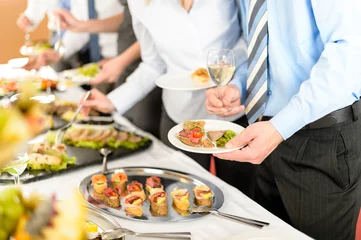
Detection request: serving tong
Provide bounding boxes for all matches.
[101,227,191,239]
[55,91,91,144]
[189,206,269,228]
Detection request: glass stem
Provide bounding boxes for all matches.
[14,175,20,185]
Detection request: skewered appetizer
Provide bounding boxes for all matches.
[149,189,168,216]
[103,188,120,208]
[127,181,146,201]
[124,194,143,217]
[111,171,128,194]
[91,174,108,194]
[170,187,190,211]
[145,176,164,195]
[84,221,101,240]
[193,185,213,207]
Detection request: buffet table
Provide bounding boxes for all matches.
[0,79,312,239]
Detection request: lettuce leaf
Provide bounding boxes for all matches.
[216,130,236,147]
[26,154,76,172]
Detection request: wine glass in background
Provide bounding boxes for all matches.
[0,153,29,185]
[207,49,236,114]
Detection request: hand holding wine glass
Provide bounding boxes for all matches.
[206,49,236,114]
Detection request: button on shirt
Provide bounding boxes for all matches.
[236,0,361,139]
[108,0,247,123]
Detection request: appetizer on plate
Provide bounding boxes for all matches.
[149,189,168,216]
[193,185,213,207]
[111,171,128,194]
[77,63,100,77]
[170,187,190,211]
[191,68,210,83]
[84,221,101,240]
[127,181,146,201]
[27,143,76,171]
[91,174,108,194]
[62,127,148,150]
[207,130,236,147]
[145,176,164,195]
[124,193,143,217]
[103,188,121,208]
[177,120,213,148]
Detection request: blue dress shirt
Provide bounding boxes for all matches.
[235,0,361,139]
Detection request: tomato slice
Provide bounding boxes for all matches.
[192,129,203,138]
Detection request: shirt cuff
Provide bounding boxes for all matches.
[269,103,307,140]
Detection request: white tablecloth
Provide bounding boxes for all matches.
[0,75,313,239]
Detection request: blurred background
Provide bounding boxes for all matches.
[0,0,48,63]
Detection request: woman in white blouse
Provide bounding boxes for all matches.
[84,0,256,197]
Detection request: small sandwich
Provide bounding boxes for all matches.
[124,193,143,217]
[103,188,120,208]
[177,120,214,148]
[111,171,128,194]
[191,68,210,83]
[193,185,213,207]
[149,189,168,216]
[91,174,108,194]
[170,187,190,211]
[145,176,164,195]
[127,181,146,201]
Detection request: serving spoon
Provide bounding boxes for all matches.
[100,147,112,174]
[189,206,269,228]
[101,227,191,240]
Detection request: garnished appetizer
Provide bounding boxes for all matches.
[111,171,128,193]
[145,176,164,195]
[124,194,143,217]
[177,120,213,148]
[91,174,108,194]
[207,130,236,147]
[127,181,146,201]
[193,185,213,207]
[84,221,101,240]
[104,188,120,208]
[149,189,168,216]
[170,187,190,211]
[191,68,210,83]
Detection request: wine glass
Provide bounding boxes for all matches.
[0,153,29,185]
[207,49,236,114]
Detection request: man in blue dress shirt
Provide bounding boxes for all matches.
[205,1,361,239]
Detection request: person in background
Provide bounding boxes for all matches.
[205,0,361,239]
[20,0,123,73]
[54,0,162,138]
[80,0,258,198]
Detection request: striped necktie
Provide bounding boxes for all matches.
[244,0,268,123]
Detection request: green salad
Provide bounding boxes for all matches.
[77,63,99,77]
[216,130,236,147]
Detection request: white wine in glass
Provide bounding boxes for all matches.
[207,49,236,113]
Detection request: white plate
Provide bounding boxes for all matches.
[168,119,244,154]
[8,58,29,68]
[227,228,311,240]
[155,72,216,91]
[59,64,99,85]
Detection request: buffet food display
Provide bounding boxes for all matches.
[79,167,224,222]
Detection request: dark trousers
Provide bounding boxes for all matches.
[256,118,361,240]
[160,107,257,199]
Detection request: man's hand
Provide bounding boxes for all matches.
[23,50,61,70]
[214,121,284,164]
[205,84,245,117]
[89,56,126,85]
[81,88,116,114]
[53,9,84,32]
[16,13,33,32]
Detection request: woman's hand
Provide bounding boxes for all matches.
[81,88,116,114]
[89,56,126,85]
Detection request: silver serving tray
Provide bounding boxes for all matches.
[86,206,120,231]
[79,167,224,222]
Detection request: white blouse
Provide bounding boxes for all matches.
[108,0,247,123]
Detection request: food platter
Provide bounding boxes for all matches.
[59,63,100,85]
[168,119,245,154]
[155,71,216,91]
[79,167,224,222]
